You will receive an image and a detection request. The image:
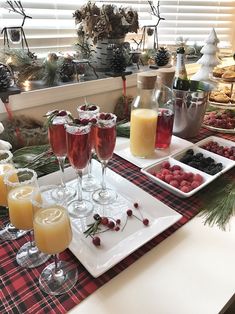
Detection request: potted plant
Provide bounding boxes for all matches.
[73,1,139,71]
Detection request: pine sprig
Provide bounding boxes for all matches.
[116,123,130,138]
[199,176,235,230]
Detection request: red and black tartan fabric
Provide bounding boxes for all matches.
[0,128,234,314]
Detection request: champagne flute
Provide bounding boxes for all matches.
[32,185,77,295]
[47,110,76,201]
[4,168,50,268]
[77,102,100,191]
[0,150,27,240]
[92,113,117,205]
[66,120,93,218]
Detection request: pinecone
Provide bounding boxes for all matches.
[60,59,75,82]
[155,47,171,66]
[0,64,11,92]
[110,48,127,73]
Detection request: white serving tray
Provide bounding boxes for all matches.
[68,160,182,278]
[114,136,192,168]
[141,137,235,198]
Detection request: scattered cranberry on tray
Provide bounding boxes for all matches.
[201,141,235,160]
[203,110,235,129]
[151,162,204,193]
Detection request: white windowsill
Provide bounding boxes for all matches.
[1,57,233,115]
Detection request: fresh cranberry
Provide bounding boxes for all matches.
[115,226,120,231]
[91,118,97,124]
[101,217,109,225]
[99,113,106,119]
[80,105,86,110]
[57,110,67,116]
[133,202,139,209]
[108,221,115,229]
[89,105,97,111]
[127,209,133,216]
[116,219,121,225]
[143,218,149,226]
[92,236,101,246]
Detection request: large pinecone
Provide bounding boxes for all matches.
[110,48,127,73]
[0,64,11,92]
[60,59,75,82]
[155,47,171,66]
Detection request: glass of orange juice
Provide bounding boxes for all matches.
[0,150,27,241]
[32,185,78,295]
[4,168,50,268]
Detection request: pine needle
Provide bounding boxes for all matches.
[199,175,235,230]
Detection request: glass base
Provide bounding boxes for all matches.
[39,261,78,295]
[68,199,93,219]
[0,222,27,241]
[51,186,76,203]
[92,188,117,205]
[82,175,100,192]
[16,241,51,268]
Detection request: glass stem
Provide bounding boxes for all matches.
[76,170,83,203]
[101,161,107,192]
[54,253,61,275]
[57,156,66,189]
[87,158,92,179]
[29,230,35,248]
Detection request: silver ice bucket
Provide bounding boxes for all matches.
[173,81,213,138]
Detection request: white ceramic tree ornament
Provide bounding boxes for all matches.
[191,28,221,82]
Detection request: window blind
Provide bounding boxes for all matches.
[0,0,234,55]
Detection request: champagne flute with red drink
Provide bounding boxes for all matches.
[92,113,117,205]
[77,102,100,191]
[66,120,93,218]
[47,110,76,201]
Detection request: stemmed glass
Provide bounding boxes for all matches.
[0,150,27,240]
[47,110,76,201]
[4,168,50,268]
[92,113,117,205]
[66,121,93,218]
[77,102,100,191]
[32,185,78,295]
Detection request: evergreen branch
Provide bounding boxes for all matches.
[199,176,235,230]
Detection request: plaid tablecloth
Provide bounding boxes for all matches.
[0,128,235,314]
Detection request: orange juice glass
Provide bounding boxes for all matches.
[0,150,27,241]
[4,168,50,268]
[32,185,77,296]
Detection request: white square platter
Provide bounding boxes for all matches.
[114,136,193,168]
[68,160,182,278]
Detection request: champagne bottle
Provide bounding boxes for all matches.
[173,47,189,91]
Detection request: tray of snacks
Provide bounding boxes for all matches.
[203,108,235,133]
[212,65,235,82]
[209,83,235,108]
[141,138,235,198]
